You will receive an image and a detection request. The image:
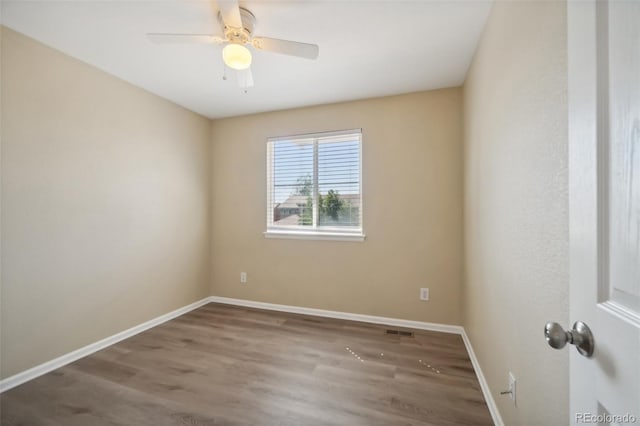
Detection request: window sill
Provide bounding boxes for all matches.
[264,230,366,242]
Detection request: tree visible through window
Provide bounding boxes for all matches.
[266,130,362,237]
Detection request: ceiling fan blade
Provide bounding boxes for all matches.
[147,33,225,44]
[218,0,242,29]
[252,37,319,60]
[237,68,254,89]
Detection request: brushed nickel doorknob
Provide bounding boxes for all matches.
[544,321,594,357]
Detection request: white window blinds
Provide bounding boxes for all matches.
[266,129,362,236]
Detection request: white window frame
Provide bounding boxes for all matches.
[265,129,365,242]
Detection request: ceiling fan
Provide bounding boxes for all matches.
[147,1,320,89]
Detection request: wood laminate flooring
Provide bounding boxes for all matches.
[0,303,493,425]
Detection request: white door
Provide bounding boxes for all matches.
[567,0,640,424]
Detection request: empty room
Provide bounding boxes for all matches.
[1,0,639,425]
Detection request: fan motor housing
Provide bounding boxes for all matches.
[218,7,255,44]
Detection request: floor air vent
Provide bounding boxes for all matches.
[385,329,414,337]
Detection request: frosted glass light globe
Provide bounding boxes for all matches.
[222,44,252,70]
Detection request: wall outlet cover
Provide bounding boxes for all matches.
[508,371,517,404]
[420,288,429,301]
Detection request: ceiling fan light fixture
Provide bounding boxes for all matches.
[222,43,252,70]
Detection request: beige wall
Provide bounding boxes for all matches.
[210,89,464,325]
[0,27,211,378]
[463,2,569,425]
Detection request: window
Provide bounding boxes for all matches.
[266,129,364,241]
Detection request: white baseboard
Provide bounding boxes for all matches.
[461,329,504,426]
[208,296,464,334]
[0,294,503,426]
[0,297,211,393]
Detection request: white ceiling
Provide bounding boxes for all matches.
[1,0,492,119]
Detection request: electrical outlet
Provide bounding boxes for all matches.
[508,372,516,404]
[240,272,247,283]
[420,288,429,301]
[500,372,517,404]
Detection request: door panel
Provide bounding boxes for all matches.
[569,0,640,424]
[607,0,640,313]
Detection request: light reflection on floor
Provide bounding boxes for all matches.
[345,346,442,374]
